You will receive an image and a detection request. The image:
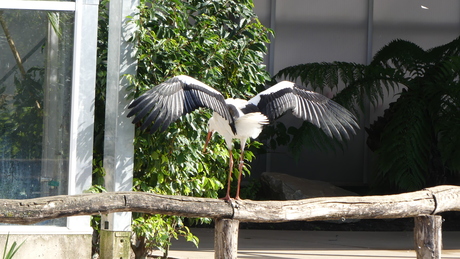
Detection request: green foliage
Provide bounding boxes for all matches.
[434,57,460,171]
[373,90,431,190]
[274,36,460,192]
[0,67,44,160]
[132,214,198,259]
[86,184,106,257]
[90,1,110,257]
[2,233,24,259]
[123,0,272,257]
[92,0,109,187]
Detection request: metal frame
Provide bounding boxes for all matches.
[66,0,99,233]
[0,1,75,11]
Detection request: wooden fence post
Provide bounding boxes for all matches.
[214,218,239,259]
[414,215,442,259]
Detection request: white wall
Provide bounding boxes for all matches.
[371,0,460,120]
[0,234,91,258]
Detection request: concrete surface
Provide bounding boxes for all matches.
[156,228,460,259]
[0,233,92,259]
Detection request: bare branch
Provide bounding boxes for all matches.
[0,185,459,225]
[0,11,27,78]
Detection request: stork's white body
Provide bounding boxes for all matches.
[208,98,269,149]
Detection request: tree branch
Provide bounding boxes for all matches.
[0,11,27,78]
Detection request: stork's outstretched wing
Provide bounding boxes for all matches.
[127,75,235,133]
[248,81,359,140]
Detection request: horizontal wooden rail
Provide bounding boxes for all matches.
[1,185,459,259]
[0,185,459,225]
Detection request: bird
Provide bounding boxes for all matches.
[127,75,359,200]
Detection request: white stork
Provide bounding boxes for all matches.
[127,75,359,200]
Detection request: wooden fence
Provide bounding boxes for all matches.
[1,185,459,258]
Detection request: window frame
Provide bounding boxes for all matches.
[0,0,98,233]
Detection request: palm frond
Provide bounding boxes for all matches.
[432,57,460,172]
[427,36,460,60]
[374,89,431,191]
[371,39,427,72]
[275,61,406,112]
[275,62,364,92]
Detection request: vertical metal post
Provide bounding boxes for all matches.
[102,0,137,230]
[100,0,138,258]
[265,0,276,173]
[362,0,374,185]
[366,0,374,65]
[42,14,61,197]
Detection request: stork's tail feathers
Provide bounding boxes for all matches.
[235,112,269,139]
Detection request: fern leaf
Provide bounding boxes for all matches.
[375,90,431,191]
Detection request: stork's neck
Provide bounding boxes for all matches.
[227,103,242,119]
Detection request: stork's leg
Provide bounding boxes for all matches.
[235,142,246,200]
[221,148,233,201]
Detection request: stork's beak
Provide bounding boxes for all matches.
[203,130,213,153]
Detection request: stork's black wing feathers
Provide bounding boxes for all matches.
[249,81,359,140]
[292,84,359,140]
[240,103,259,114]
[254,87,294,121]
[127,75,235,133]
[129,95,157,125]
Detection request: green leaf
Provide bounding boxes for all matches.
[2,233,25,259]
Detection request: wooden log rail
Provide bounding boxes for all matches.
[0,185,459,258]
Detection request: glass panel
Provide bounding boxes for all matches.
[0,9,74,226]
